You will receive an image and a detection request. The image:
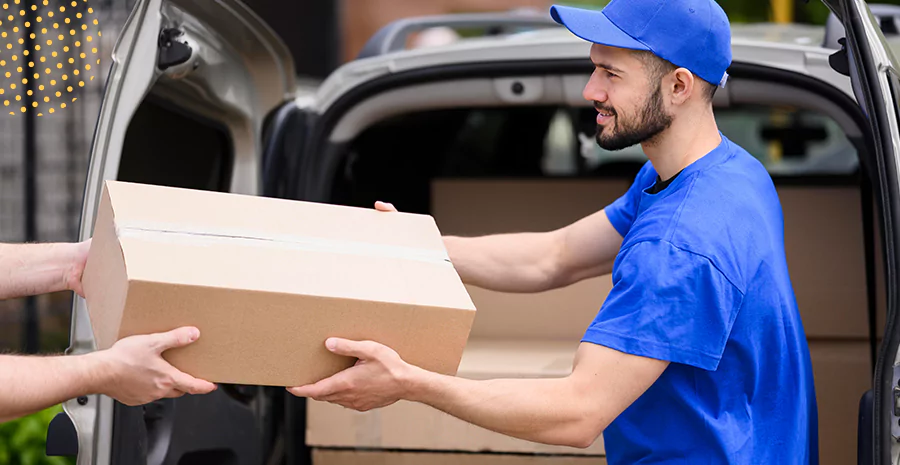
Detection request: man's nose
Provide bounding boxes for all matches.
[583,72,608,103]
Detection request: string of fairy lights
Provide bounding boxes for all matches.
[0,0,101,116]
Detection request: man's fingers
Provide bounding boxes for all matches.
[287,368,357,399]
[325,338,379,359]
[164,389,186,399]
[287,380,332,399]
[151,326,201,353]
[170,369,217,395]
[374,201,398,213]
[286,385,315,398]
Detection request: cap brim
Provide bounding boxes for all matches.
[550,5,649,52]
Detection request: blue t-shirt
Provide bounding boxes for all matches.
[587,135,818,464]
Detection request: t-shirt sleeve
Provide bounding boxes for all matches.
[603,162,654,237]
[583,240,745,371]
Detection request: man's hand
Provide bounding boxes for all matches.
[93,326,217,406]
[374,201,398,213]
[288,341,667,448]
[287,338,415,412]
[64,239,91,298]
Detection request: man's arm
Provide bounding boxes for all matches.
[376,202,623,293]
[0,327,217,422]
[289,338,668,448]
[0,240,90,299]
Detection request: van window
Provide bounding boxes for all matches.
[117,98,233,191]
[335,102,859,211]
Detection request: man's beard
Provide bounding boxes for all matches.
[594,84,673,151]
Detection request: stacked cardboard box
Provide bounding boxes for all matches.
[308,179,871,465]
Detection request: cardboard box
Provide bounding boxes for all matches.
[431,179,626,341]
[312,449,606,465]
[779,186,869,339]
[307,339,605,456]
[432,180,871,341]
[808,340,871,465]
[82,181,476,387]
[423,179,871,464]
[308,339,870,464]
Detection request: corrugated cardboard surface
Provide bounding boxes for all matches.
[809,341,870,465]
[304,179,872,459]
[307,339,865,462]
[779,186,869,339]
[312,449,606,465]
[82,181,475,387]
[306,339,603,455]
[431,180,626,342]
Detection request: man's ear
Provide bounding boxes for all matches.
[669,68,695,105]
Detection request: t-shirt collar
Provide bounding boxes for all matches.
[641,132,731,199]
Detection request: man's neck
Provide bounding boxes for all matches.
[641,110,722,180]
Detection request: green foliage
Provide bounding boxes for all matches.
[0,405,75,465]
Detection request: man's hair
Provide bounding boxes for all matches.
[633,51,717,102]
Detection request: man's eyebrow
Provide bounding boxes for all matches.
[592,61,626,74]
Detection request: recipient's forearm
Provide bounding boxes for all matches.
[0,243,76,300]
[0,353,105,422]
[406,369,600,448]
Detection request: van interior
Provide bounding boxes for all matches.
[114,63,878,465]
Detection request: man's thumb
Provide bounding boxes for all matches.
[325,338,371,359]
[154,326,201,352]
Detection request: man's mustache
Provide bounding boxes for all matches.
[593,101,616,116]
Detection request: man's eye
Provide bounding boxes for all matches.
[604,70,616,78]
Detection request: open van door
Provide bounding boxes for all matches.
[44,0,297,464]
[823,0,900,464]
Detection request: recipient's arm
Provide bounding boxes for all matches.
[0,241,90,299]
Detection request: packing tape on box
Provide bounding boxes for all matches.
[115,223,453,266]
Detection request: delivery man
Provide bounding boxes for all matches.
[288,0,819,463]
[0,239,215,422]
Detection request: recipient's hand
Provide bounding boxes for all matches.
[65,239,91,298]
[92,326,217,406]
[287,338,415,412]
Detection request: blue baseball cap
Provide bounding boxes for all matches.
[550,0,732,88]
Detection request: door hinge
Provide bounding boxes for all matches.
[828,37,851,77]
[157,28,192,71]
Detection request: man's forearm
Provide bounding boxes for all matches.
[444,233,566,293]
[405,368,601,448]
[0,353,107,422]
[0,243,77,300]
